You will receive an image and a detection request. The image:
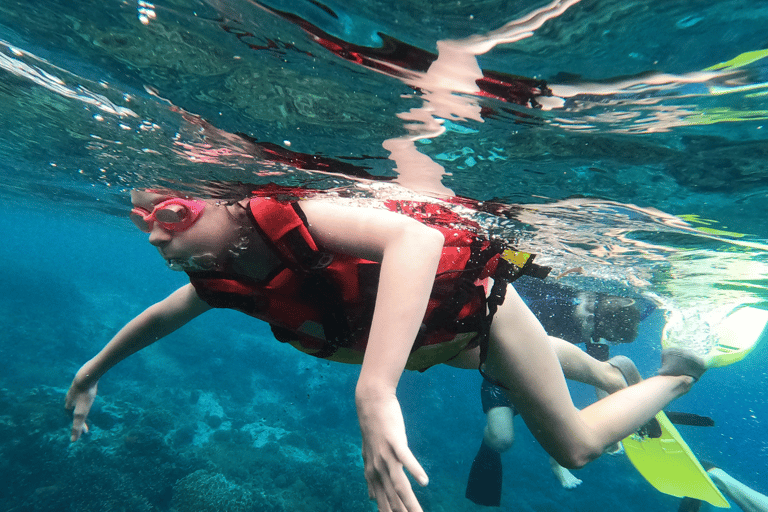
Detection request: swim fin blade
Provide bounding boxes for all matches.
[623,412,730,508]
[662,306,768,368]
[705,307,768,368]
[466,442,503,507]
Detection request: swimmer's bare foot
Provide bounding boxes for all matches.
[550,457,583,489]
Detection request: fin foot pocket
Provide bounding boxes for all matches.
[658,347,707,381]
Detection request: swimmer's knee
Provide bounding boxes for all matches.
[483,424,514,453]
[550,440,603,469]
[483,407,515,452]
[484,433,514,453]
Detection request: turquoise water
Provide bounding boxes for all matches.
[1,1,767,511]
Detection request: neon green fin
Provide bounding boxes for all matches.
[623,412,730,508]
[626,306,768,507]
[704,307,768,368]
[662,306,768,367]
[704,49,768,71]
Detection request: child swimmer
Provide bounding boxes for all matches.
[66,188,707,512]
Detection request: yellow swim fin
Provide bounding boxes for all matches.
[623,412,730,508]
[662,306,768,368]
[705,49,768,71]
[704,307,768,368]
[626,307,767,507]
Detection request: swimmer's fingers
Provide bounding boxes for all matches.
[366,458,417,512]
[65,381,97,442]
[391,446,429,512]
[357,394,428,511]
[397,446,429,489]
[70,410,89,443]
[365,442,428,512]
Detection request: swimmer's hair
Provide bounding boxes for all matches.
[198,181,334,202]
[139,187,184,196]
[594,295,641,343]
[136,181,333,203]
[196,181,263,200]
[136,182,268,202]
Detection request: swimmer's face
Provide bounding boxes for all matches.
[594,297,640,343]
[130,190,241,271]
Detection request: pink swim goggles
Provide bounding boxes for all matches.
[130,197,207,233]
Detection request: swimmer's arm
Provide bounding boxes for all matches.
[66,284,210,440]
[74,283,211,384]
[300,200,443,394]
[301,200,441,510]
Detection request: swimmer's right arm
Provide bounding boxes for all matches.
[65,283,211,442]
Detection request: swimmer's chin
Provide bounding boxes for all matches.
[164,259,191,272]
[164,254,221,272]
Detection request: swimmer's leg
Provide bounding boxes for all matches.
[549,337,638,394]
[466,405,514,506]
[483,284,696,468]
[708,467,768,512]
[483,406,515,453]
[592,355,643,454]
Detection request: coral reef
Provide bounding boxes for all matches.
[172,470,261,512]
[0,380,372,512]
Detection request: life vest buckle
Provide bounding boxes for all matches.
[310,252,334,270]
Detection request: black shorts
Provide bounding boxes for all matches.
[480,377,516,415]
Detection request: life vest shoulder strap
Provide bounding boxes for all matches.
[249,197,332,271]
[248,195,351,355]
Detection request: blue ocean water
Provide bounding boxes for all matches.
[1,1,767,511]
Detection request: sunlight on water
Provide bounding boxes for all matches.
[2,2,766,321]
[0,42,137,118]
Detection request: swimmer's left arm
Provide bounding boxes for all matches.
[300,200,444,385]
[301,200,441,512]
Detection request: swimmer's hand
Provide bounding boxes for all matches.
[356,390,429,512]
[65,372,98,442]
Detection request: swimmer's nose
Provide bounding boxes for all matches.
[148,225,172,246]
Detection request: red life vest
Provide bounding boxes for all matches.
[188,188,547,371]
